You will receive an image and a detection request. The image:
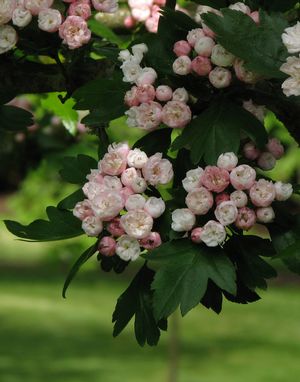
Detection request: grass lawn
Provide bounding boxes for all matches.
[0,267,300,382]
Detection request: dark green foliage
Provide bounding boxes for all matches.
[112,264,167,346]
[0,105,33,132]
[59,155,97,184]
[4,207,83,242]
[58,189,85,210]
[133,128,172,156]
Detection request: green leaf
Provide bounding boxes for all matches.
[172,98,267,165]
[57,189,85,210]
[59,154,97,184]
[73,74,129,124]
[203,9,288,78]
[0,105,33,132]
[88,19,124,47]
[4,206,83,242]
[112,264,165,347]
[133,128,172,156]
[146,239,236,319]
[62,242,98,298]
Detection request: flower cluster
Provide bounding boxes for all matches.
[124,0,165,33]
[281,22,300,97]
[73,142,173,261]
[119,44,192,131]
[243,137,284,171]
[172,3,260,88]
[0,0,118,53]
[171,152,293,247]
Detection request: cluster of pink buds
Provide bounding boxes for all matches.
[171,3,260,88]
[119,44,192,131]
[73,142,173,261]
[171,152,293,247]
[124,0,165,33]
[0,0,118,54]
[243,137,285,171]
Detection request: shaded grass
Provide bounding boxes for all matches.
[1,268,300,382]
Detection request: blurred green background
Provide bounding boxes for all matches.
[1,96,300,382]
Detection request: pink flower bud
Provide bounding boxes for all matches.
[230,190,248,208]
[173,56,192,75]
[98,236,116,257]
[201,166,230,193]
[68,1,92,20]
[120,187,135,203]
[217,152,238,171]
[249,179,276,207]
[59,16,91,49]
[156,85,173,101]
[209,67,232,88]
[187,28,205,47]
[191,227,202,243]
[136,67,157,86]
[161,101,192,128]
[250,11,260,24]
[215,201,238,226]
[257,152,276,171]
[274,181,293,201]
[136,84,156,103]
[243,142,260,160]
[265,138,284,159]
[172,87,189,103]
[38,9,62,33]
[194,36,215,57]
[124,86,139,107]
[186,187,214,215]
[230,165,256,190]
[173,40,192,57]
[107,217,126,237]
[124,15,136,29]
[235,207,256,231]
[191,56,212,76]
[139,232,162,249]
[202,23,215,39]
[215,193,230,205]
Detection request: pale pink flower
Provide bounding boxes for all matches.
[215,193,230,205]
[161,101,192,128]
[173,40,192,57]
[12,7,32,28]
[135,67,157,86]
[116,235,140,261]
[144,197,165,218]
[125,194,146,211]
[173,56,192,75]
[172,87,189,103]
[132,5,150,21]
[38,9,62,32]
[200,220,226,247]
[120,186,135,203]
[108,142,130,158]
[186,28,205,47]
[201,166,230,193]
[257,152,276,171]
[217,152,238,171]
[266,138,284,159]
[156,85,173,102]
[136,84,156,103]
[0,0,17,25]
[282,21,300,54]
[107,217,125,237]
[127,148,148,168]
[256,207,275,224]
[194,36,215,57]
[82,215,103,237]
[86,169,104,183]
[120,209,153,239]
[145,15,159,33]
[59,16,91,49]
[229,2,251,14]
[139,232,162,249]
[68,1,91,20]
[250,11,259,24]
[124,87,140,107]
[126,102,162,131]
[92,190,124,220]
[185,187,214,215]
[130,176,147,193]
[243,141,261,160]
[209,67,232,88]
[230,190,248,208]
[191,227,202,243]
[98,236,116,257]
[24,0,53,16]
[73,199,93,221]
[0,25,17,54]
[121,167,139,187]
[91,0,118,13]
[235,207,256,231]
[249,179,276,207]
[142,153,173,185]
[215,201,238,226]
[230,165,256,190]
[191,56,212,76]
[274,181,293,201]
[182,167,203,192]
[124,15,135,28]
[171,208,196,232]
[103,175,123,191]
